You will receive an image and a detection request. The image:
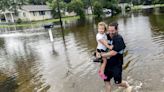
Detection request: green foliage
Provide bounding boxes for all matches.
[0,0,16,11]
[0,0,135,19]
[111,6,121,15]
[28,0,46,5]
[103,0,119,9]
[82,0,91,8]
[16,18,22,24]
[46,0,66,18]
[46,0,58,18]
[48,0,85,19]
[64,0,71,3]
[67,0,85,19]
[93,1,103,18]
[152,0,164,4]
[0,0,28,12]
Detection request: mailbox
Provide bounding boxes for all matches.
[44,24,54,29]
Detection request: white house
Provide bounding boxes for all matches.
[19,5,52,21]
[0,5,53,23]
[0,5,93,23]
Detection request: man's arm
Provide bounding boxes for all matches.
[99,39,113,50]
[101,35,126,58]
[101,50,117,58]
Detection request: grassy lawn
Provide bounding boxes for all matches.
[132,4,164,10]
[0,16,81,28]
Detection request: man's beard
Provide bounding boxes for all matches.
[109,32,117,36]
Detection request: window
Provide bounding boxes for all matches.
[39,11,45,15]
[32,11,36,16]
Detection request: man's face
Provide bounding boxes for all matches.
[108,26,117,35]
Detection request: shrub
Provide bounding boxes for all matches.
[16,18,22,24]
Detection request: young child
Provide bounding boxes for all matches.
[96,22,113,80]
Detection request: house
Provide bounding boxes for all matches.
[19,5,52,21]
[0,5,92,23]
[0,5,53,23]
[0,10,18,23]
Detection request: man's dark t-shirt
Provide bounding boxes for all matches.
[106,34,126,69]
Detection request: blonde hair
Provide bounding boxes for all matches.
[98,22,107,32]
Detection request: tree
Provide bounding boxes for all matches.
[93,1,103,17]
[132,0,140,5]
[64,0,71,3]
[0,0,16,11]
[0,0,29,12]
[82,0,91,8]
[152,0,164,4]
[48,0,85,19]
[47,0,66,18]
[28,0,47,5]
[67,0,85,19]
[102,0,119,8]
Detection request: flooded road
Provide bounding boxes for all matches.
[0,8,164,92]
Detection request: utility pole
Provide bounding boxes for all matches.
[56,0,65,40]
[57,0,63,28]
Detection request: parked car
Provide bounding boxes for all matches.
[103,8,112,17]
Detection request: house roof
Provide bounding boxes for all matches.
[21,5,51,12]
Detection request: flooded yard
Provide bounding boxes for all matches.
[0,8,164,92]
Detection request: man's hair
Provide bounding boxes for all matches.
[109,22,118,30]
[98,22,107,32]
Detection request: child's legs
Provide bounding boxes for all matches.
[100,57,107,73]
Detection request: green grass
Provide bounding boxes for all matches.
[0,16,81,28]
[132,4,164,10]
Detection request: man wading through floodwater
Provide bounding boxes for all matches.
[96,22,132,92]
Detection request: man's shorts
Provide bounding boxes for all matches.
[104,65,122,84]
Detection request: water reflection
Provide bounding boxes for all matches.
[62,38,73,78]
[0,35,51,92]
[0,74,18,92]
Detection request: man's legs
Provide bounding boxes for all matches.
[105,81,111,92]
[116,80,132,92]
[116,80,128,88]
[113,66,132,92]
[104,69,113,92]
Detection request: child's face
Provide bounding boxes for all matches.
[98,25,105,34]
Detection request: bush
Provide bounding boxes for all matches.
[16,18,22,24]
[67,0,85,19]
[111,6,121,16]
[93,1,103,18]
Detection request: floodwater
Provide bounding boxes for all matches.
[0,8,164,92]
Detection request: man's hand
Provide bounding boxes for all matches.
[109,45,113,50]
